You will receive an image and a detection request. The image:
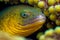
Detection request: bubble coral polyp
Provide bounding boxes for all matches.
[39,26,60,40]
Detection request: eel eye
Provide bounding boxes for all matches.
[20,11,31,18]
[21,13,28,18]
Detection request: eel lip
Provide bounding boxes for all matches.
[18,14,46,26]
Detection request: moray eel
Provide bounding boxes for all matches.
[0,5,46,37]
[0,31,27,40]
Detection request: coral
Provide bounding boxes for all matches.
[38,26,60,40]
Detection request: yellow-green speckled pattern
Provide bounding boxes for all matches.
[0,5,46,37]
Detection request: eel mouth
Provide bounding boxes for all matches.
[18,14,46,26]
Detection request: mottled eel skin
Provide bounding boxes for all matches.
[0,1,46,37]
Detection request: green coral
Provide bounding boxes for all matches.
[37,26,60,40]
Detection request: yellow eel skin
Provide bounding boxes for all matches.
[0,5,46,37]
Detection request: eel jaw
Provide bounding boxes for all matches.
[19,14,46,26]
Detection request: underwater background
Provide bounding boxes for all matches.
[0,0,60,40]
